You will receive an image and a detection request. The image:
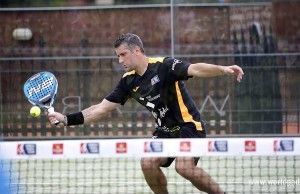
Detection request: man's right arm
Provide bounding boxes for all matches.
[48,99,120,126]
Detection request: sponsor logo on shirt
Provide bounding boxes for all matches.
[17,144,36,155]
[158,107,169,118]
[151,75,160,85]
[172,59,182,70]
[133,86,139,92]
[146,94,160,102]
[273,140,294,152]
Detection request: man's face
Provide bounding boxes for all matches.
[115,43,138,72]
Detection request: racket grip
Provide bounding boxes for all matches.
[48,107,60,125]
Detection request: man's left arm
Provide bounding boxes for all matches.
[187,63,244,82]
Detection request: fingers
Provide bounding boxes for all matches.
[228,65,244,82]
[226,68,234,74]
[48,116,59,126]
[49,116,60,126]
[237,73,243,82]
[222,66,233,75]
[48,112,65,127]
[236,66,244,82]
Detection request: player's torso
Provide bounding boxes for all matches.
[124,58,187,130]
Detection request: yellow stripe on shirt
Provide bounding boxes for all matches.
[122,70,136,78]
[148,57,164,64]
[175,81,203,131]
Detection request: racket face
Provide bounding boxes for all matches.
[23,72,58,106]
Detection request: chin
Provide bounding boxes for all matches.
[125,67,132,72]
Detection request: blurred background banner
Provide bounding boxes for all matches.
[0,0,299,138]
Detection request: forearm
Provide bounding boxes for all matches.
[188,63,225,77]
[65,99,118,126]
[81,104,108,123]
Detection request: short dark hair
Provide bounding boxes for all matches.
[114,33,145,53]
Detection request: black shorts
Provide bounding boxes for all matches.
[152,122,206,167]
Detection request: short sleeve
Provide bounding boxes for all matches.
[105,78,130,105]
[163,57,192,80]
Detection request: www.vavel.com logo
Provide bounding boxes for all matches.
[80,143,99,154]
[144,141,163,153]
[17,144,36,155]
[273,140,294,152]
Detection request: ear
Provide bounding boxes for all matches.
[134,46,142,55]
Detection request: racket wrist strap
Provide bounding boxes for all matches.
[66,112,84,126]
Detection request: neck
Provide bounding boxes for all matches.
[135,55,149,76]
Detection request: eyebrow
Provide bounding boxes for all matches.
[117,51,127,57]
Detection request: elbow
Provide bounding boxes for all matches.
[188,63,208,77]
[190,69,208,77]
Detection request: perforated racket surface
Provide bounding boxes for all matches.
[23,72,58,107]
[23,72,59,124]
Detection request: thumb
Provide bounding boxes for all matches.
[225,67,234,74]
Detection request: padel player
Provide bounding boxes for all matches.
[48,33,243,194]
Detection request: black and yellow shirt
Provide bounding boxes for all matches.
[105,57,204,132]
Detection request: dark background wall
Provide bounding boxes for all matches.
[0,1,299,137]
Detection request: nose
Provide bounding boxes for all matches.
[119,57,123,64]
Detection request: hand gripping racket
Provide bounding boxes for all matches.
[23,71,59,124]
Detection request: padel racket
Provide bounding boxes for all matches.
[23,71,59,124]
